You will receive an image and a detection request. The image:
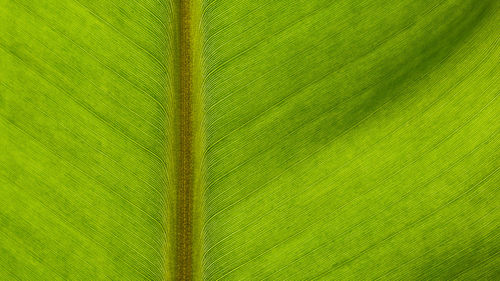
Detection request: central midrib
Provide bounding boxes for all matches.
[175,0,204,280]
[177,0,193,279]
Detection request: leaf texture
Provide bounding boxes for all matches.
[0,0,499,280]
[200,0,500,279]
[0,0,174,279]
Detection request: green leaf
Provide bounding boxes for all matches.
[0,0,498,280]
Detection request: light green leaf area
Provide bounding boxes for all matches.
[0,0,499,280]
[0,0,173,280]
[201,0,499,279]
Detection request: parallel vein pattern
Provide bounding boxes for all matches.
[200,0,500,279]
[0,0,499,280]
[0,0,173,279]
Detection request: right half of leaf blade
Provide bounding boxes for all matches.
[199,0,500,279]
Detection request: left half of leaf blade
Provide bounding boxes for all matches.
[0,0,176,279]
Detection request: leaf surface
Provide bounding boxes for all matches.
[0,0,174,279]
[0,0,499,280]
